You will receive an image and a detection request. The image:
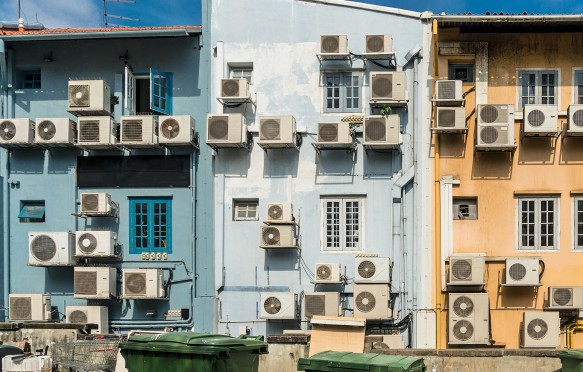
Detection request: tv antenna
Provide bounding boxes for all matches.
[102,0,140,28]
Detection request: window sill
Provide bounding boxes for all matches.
[516,249,560,252]
[320,249,364,253]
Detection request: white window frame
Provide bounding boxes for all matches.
[320,71,363,115]
[228,63,253,84]
[515,196,560,251]
[320,196,364,252]
[233,199,258,221]
[573,196,583,251]
[516,68,560,110]
[572,68,583,105]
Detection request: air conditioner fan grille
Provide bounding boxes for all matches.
[355,291,376,312]
[372,76,392,98]
[262,227,280,246]
[358,260,376,279]
[508,263,527,281]
[161,118,181,139]
[366,36,384,53]
[79,121,101,142]
[37,121,57,140]
[10,297,32,320]
[208,118,229,140]
[480,127,500,144]
[573,109,583,127]
[68,310,88,324]
[122,120,143,141]
[268,205,284,220]
[453,296,474,317]
[438,109,456,127]
[77,233,98,254]
[527,109,545,127]
[453,320,474,341]
[527,318,548,340]
[82,194,100,212]
[74,271,98,296]
[69,85,90,107]
[316,265,332,280]
[321,36,340,53]
[480,105,499,124]
[260,120,281,140]
[306,295,325,317]
[553,288,573,306]
[125,273,147,295]
[438,81,456,100]
[318,124,339,142]
[451,259,472,281]
[31,235,57,262]
[264,296,282,315]
[0,120,17,141]
[365,120,386,142]
[222,80,241,97]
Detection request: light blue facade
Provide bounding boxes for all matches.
[0,27,216,332]
[210,0,433,346]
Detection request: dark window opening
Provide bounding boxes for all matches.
[136,78,154,115]
[453,198,478,220]
[22,71,41,89]
[19,201,45,223]
[448,64,474,83]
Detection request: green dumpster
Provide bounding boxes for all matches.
[297,351,425,372]
[119,332,268,372]
[558,350,583,372]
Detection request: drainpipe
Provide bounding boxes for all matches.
[566,321,583,348]
[432,18,442,350]
[1,39,10,321]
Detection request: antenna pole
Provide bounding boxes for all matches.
[103,0,108,27]
[18,0,21,18]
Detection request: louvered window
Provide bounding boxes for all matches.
[517,196,559,250]
[323,72,361,113]
[321,197,363,251]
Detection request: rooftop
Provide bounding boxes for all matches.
[433,13,583,32]
[0,25,201,40]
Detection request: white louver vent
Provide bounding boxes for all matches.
[505,257,539,286]
[34,118,75,146]
[66,306,109,334]
[9,294,51,321]
[220,79,250,99]
[260,225,296,248]
[354,257,391,284]
[476,104,515,149]
[304,292,340,319]
[74,267,116,299]
[258,115,297,149]
[320,35,348,54]
[353,284,391,319]
[28,232,74,266]
[158,115,196,146]
[80,193,112,216]
[76,116,117,148]
[448,293,490,345]
[68,80,111,115]
[521,311,560,348]
[435,80,463,103]
[206,114,247,148]
[0,118,35,146]
[523,105,558,136]
[260,292,298,319]
[122,269,165,299]
[265,203,293,223]
[370,72,406,102]
[448,255,485,286]
[120,116,158,146]
[314,263,341,284]
[75,231,117,257]
[362,115,401,150]
[547,286,583,310]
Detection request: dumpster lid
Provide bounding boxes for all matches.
[297,351,425,371]
[558,350,583,359]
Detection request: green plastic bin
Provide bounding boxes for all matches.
[119,332,268,372]
[558,350,583,372]
[297,351,425,372]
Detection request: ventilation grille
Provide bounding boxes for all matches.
[160,118,181,139]
[82,194,100,212]
[318,123,338,142]
[122,120,143,141]
[358,260,376,279]
[355,291,376,313]
[10,297,32,320]
[573,110,583,127]
[453,320,474,341]
[74,271,98,296]
[508,263,527,281]
[364,119,386,142]
[366,35,384,53]
[552,288,573,307]
[208,117,229,141]
[438,109,456,127]
[124,272,147,295]
[30,235,57,262]
[451,259,472,281]
[305,295,325,317]
[371,75,392,99]
[69,84,90,107]
[262,227,280,246]
[77,233,98,254]
[321,36,340,53]
[37,120,57,140]
[438,81,456,100]
[0,120,17,141]
[479,126,508,145]
[263,296,282,315]
[453,296,474,317]
[221,79,240,97]
[260,119,281,140]
[68,310,88,324]
[527,318,548,340]
[527,109,545,127]
[79,121,101,142]
[267,205,283,221]
[479,105,508,124]
[316,265,332,280]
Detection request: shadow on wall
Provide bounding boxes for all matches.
[47,149,79,174]
[263,149,299,178]
[496,286,539,309]
[9,149,45,174]
[43,267,74,294]
[517,137,556,165]
[363,150,396,179]
[263,249,301,273]
[471,152,514,180]
[560,137,583,165]
[315,149,356,181]
[438,134,468,158]
[214,148,252,177]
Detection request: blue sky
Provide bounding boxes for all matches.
[1,0,582,29]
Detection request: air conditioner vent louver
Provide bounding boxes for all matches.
[10,297,32,320]
[372,75,392,98]
[208,118,229,140]
[125,273,147,295]
[553,288,572,306]
[74,270,97,296]
[437,81,456,100]
[30,235,57,262]
[364,119,386,142]
[479,127,501,144]
[264,296,282,315]
[358,260,376,279]
[262,227,280,246]
[0,121,17,141]
[260,120,280,140]
[267,205,284,221]
[451,259,472,281]
[69,85,90,107]
[316,265,332,280]
[355,291,377,313]
[438,109,456,127]
[160,118,180,139]
[318,124,338,142]
[222,80,240,97]
[509,263,527,281]
[480,105,501,124]
[68,310,88,324]
[573,110,583,127]
[321,36,340,53]
[527,318,548,340]
[122,120,143,141]
[453,320,474,341]
[79,120,100,142]
[82,194,99,212]
[305,295,325,316]
[37,121,57,140]
[77,233,98,254]
[527,109,545,127]
[453,295,474,317]
[366,36,384,53]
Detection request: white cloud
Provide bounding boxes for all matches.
[0,0,102,28]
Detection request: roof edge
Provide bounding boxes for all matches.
[298,0,422,20]
[0,26,201,41]
[433,14,583,23]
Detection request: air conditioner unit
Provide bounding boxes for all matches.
[476,104,515,148]
[364,34,393,55]
[28,232,74,266]
[435,80,463,103]
[260,225,296,248]
[320,35,348,54]
[370,72,406,102]
[523,104,558,135]
[505,257,540,286]
[206,114,247,148]
[68,80,111,115]
[547,286,583,310]
[353,284,391,319]
[448,293,490,345]
[568,104,583,134]
[75,231,117,257]
[258,115,297,149]
[260,292,298,319]
[158,115,196,146]
[436,107,466,131]
[448,255,485,286]
[521,311,560,348]
[120,116,158,146]
[304,292,340,319]
[77,116,117,148]
[122,268,165,299]
[0,118,34,146]
[8,294,51,321]
[265,203,293,223]
[34,118,75,146]
[362,115,401,150]
[316,122,352,146]
[80,193,112,216]
[354,257,391,284]
[66,306,109,334]
[220,78,250,99]
[314,263,341,284]
[74,267,116,299]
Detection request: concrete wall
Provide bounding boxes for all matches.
[0,34,215,332]
[435,28,583,348]
[211,0,433,345]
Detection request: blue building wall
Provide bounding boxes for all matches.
[0,32,216,332]
[210,0,433,345]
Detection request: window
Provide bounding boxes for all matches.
[517,70,558,109]
[233,199,258,221]
[574,70,583,104]
[323,72,361,113]
[321,197,363,251]
[517,196,559,250]
[129,198,172,254]
[453,198,477,220]
[124,66,173,115]
[18,201,45,223]
[574,197,583,250]
[229,64,253,84]
[21,70,41,89]
[448,64,474,82]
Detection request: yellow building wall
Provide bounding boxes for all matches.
[435,30,583,349]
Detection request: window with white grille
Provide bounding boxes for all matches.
[321,197,363,251]
[233,199,258,221]
[516,196,559,250]
[517,69,559,110]
[575,70,583,104]
[323,72,361,113]
[229,63,253,84]
[574,197,583,250]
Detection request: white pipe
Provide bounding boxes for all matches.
[299,0,421,19]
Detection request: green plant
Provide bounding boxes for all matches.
[380,105,392,117]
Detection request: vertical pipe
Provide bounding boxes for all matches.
[2,150,9,321]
